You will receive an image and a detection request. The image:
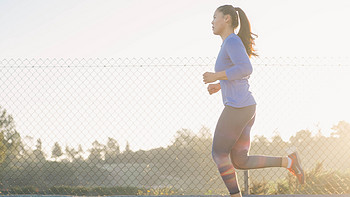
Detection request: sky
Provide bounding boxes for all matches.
[0,0,349,58]
[1,0,350,155]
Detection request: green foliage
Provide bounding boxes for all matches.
[276,180,290,194]
[137,187,177,195]
[1,186,140,195]
[47,186,140,196]
[249,180,269,195]
[0,132,7,164]
[51,142,63,161]
[297,162,350,194]
[249,162,350,195]
[6,186,39,194]
[105,137,120,163]
[0,106,21,165]
[33,139,45,162]
[87,140,104,163]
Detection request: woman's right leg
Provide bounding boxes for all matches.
[230,114,306,184]
[230,115,285,170]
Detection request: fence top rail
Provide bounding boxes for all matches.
[0,57,349,68]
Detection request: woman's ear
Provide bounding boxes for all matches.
[224,15,231,24]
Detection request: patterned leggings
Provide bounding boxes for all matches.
[212,104,282,195]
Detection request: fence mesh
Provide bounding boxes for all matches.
[0,57,350,195]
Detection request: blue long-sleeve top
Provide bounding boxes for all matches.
[214,33,256,108]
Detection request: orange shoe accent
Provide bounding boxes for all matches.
[287,152,305,184]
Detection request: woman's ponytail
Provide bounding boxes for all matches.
[234,7,258,57]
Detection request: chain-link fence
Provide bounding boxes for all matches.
[0,57,350,196]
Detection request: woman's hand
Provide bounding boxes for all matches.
[203,72,218,84]
[207,83,221,95]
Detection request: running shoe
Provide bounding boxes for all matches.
[287,152,305,184]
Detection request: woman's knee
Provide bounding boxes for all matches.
[231,159,241,169]
[231,150,249,170]
[212,150,229,165]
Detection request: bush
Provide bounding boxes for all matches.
[3,186,39,195]
[0,186,141,196]
[250,162,350,195]
[137,187,178,195]
[246,162,350,195]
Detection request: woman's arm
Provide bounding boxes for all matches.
[224,38,253,81]
[203,71,227,84]
[214,71,228,80]
[203,72,218,84]
[203,38,252,84]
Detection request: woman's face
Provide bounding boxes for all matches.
[211,10,228,35]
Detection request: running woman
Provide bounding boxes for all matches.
[203,5,305,197]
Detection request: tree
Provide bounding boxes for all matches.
[65,146,77,162]
[76,144,84,161]
[172,129,195,148]
[289,129,312,148]
[0,106,22,163]
[253,135,270,147]
[88,140,104,164]
[125,141,131,153]
[33,139,45,162]
[331,121,350,139]
[51,142,63,161]
[0,132,7,164]
[105,137,120,163]
[66,144,85,162]
[198,126,212,140]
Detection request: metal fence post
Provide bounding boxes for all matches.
[244,170,249,195]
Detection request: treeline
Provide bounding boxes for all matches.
[1,106,350,195]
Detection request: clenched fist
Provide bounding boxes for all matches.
[203,72,218,84]
[207,83,221,95]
